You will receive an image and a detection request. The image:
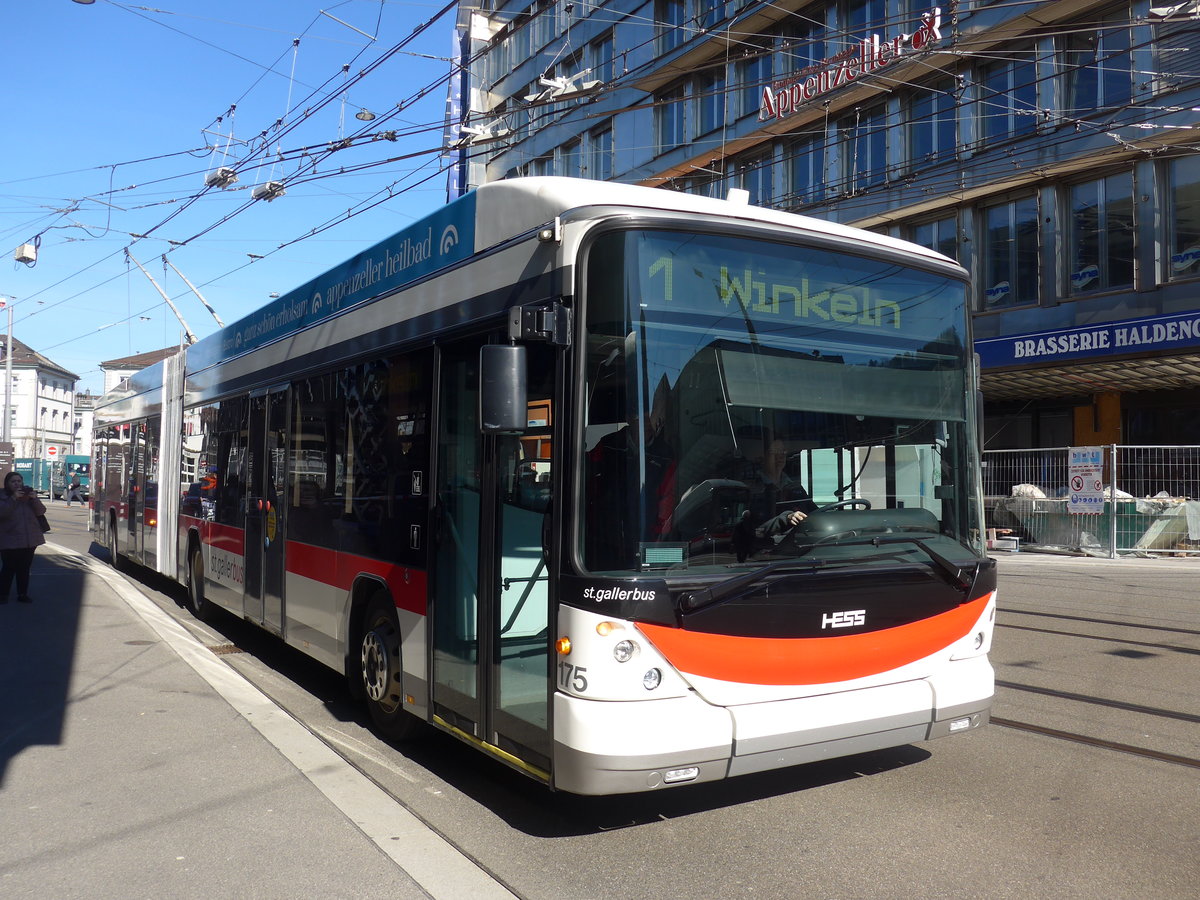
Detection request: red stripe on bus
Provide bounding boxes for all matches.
[635,593,993,686]
[286,541,428,616]
[182,516,246,555]
[180,517,426,616]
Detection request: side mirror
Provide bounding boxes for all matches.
[480,344,527,434]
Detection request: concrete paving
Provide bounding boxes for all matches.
[0,506,514,900]
[6,505,1194,900]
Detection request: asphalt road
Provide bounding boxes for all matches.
[40,505,1200,899]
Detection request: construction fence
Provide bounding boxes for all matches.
[983,445,1200,557]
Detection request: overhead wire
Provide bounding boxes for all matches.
[17,0,463,268]
[14,0,1176,250]
[10,0,462,356]
[16,0,1199,365]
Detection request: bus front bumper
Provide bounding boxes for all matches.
[551,655,993,796]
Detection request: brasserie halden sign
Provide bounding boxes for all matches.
[759,8,944,120]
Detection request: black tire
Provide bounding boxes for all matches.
[186,541,215,621]
[359,591,421,741]
[107,515,123,570]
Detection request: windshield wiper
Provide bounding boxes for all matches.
[678,537,977,615]
[679,553,827,613]
[821,535,978,593]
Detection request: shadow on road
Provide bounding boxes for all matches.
[397,733,933,837]
[0,552,88,786]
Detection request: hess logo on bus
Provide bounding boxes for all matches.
[822,609,866,629]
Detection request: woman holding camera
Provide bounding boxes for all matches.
[0,471,47,604]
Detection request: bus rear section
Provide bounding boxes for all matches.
[548,222,993,794]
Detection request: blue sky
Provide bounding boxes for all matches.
[1,0,456,393]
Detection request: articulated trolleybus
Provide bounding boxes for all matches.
[92,177,995,795]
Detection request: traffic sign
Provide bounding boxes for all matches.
[1067,446,1104,514]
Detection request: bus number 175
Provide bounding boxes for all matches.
[558,662,588,693]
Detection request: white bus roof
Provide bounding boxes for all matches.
[98,177,959,409]
[472,177,950,266]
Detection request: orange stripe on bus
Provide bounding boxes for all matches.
[636,593,993,685]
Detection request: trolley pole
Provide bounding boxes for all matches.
[161,256,225,327]
[125,250,198,345]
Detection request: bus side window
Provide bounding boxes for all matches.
[296,351,430,564]
[288,373,341,551]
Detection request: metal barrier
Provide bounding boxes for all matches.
[983,445,1200,557]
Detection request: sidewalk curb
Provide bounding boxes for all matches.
[52,543,517,900]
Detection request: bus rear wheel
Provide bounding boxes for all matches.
[186,542,214,622]
[107,516,122,570]
[360,592,420,741]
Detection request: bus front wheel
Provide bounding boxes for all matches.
[359,592,420,741]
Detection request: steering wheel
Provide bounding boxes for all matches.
[764,498,873,557]
[815,498,872,512]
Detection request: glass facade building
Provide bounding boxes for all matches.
[450,0,1200,447]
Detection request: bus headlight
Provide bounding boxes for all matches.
[643,668,662,691]
[613,639,636,663]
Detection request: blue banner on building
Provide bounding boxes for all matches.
[976,310,1200,369]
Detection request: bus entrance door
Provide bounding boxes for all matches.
[433,341,553,776]
[125,420,158,567]
[244,387,288,635]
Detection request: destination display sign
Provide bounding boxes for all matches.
[634,231,966,344]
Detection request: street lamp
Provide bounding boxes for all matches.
[0,294,14,446]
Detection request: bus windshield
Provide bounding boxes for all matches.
[579,228,980,577]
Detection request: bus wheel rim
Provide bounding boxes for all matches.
[361,628,393,706]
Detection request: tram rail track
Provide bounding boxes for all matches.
[995,679,1200,723]
[992,613,1200,769]
[995,621,1200,655]
[997,606,1200,637]
[991,716,1200,770]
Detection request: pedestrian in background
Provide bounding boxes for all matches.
[0,471,47,604]
[65,473,84,507]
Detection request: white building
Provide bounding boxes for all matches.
[99,347,179,395]
[1,334,79,460]
[74,390,98,459]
